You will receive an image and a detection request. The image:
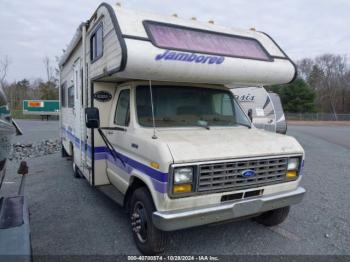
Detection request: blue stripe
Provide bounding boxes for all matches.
[106,153,167,193]
[89,146,168,182]
[61,127,168,183]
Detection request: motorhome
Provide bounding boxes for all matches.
[59,3,305,255]
[231,86,287,134]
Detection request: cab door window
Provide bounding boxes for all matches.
[114,89,130,126]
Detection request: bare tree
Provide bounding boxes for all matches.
[314,54,348,119]
[297,58,314,80]
[0,55,10,88]
[39,56,59,100]
[43,56,54,83]
[43,56,59,86]
[297,54,350,115]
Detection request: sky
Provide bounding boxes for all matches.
[0,0,349,82]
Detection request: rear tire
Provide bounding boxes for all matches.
[130,187,167,255]
[61,142,69,157]
[71,149,81,179]
[254,206,290,226]
[72,162,81,178]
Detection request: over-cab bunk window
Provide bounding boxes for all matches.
[144,21,271,61]
[90,24,103,62]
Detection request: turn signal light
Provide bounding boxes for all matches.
[173,184,192,193]
[286,170,297,178]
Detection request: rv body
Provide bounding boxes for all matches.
[231,86,287,134]
[59,3,305,254]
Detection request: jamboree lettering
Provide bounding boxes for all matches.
[155,50,225,65]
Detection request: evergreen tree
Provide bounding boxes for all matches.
[268,78,316,113]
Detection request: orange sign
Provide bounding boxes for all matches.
[28,101,43,107]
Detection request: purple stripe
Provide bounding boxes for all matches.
[62,127,169,183]
[152,179,168,193]
[107,155,167,193]
[96,150,168,182]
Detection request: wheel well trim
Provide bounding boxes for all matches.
[124,174,159,211]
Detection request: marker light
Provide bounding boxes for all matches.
[150,161,160,169]
[174,167,193,184]
[287,158,299,171]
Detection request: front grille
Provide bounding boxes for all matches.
[198,158,288,192]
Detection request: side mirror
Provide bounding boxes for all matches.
[85,107,100,128]
[247,109,253,122]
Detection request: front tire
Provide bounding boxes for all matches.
[130,187,167,255]
[254,206,290,226]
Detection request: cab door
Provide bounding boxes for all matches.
[105,87,131,193]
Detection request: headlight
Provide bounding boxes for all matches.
[287,158,299,171]
[286,157,300,180]
[174,167,193,184]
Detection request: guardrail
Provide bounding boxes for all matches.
[286,113,350,121]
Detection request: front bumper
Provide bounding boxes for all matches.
[153,187,305,231]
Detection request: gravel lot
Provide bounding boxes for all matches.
[2,120,350,257]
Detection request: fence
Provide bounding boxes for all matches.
[11,110,59,120]
[286,113,350,121]
[9,109,350,122]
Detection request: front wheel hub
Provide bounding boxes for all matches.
[131,201,148,243]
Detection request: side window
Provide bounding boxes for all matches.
[114,89,130,126]
[90,24,103,62]
[212,93,234,116]
[68,86,74,108]
[60,82,66,107]
[222,95,233,116]
[234,100,251,127]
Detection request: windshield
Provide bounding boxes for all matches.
[136,85,251,128]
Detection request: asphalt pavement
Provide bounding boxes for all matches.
[1,120,349,257]
[13,119,59,143]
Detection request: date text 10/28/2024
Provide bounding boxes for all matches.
[127,255,219,261]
